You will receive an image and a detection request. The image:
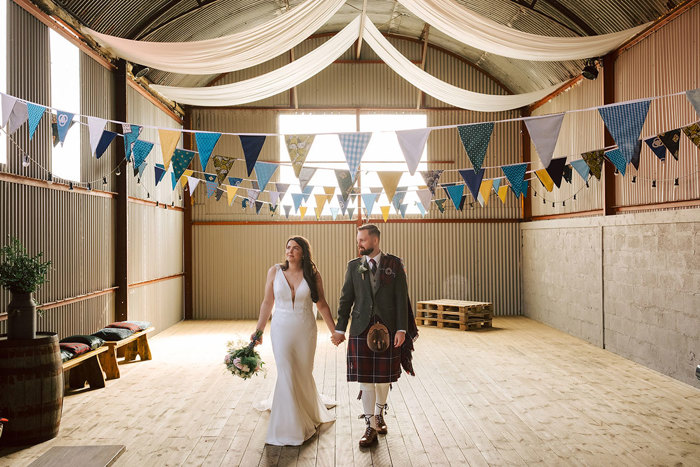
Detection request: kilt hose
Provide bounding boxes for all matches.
[347,315,402,383]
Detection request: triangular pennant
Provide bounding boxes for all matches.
[545,157,567,188]
[605,148,627,176]
[122,124,142,162]
[396,128,430,175]
[26,103,45,140]
[581,150,605,180]
[570,160,590,181]
[459,194,469,210]
[158,129,181,170]
[247,189,260,204]
[458,168,485,201]
[380,206,391,222]
[314,194,329,212]
[399,204,408,218]
[187,176,201,195]
[377,171,403,203]
[330,207,339,220]
[215,188,225,201]
[501,163,528,197]
[562,165,573,184]
[292,193,305,213]
[204,173,217,183]
[171,172,178,190]
[302,184,314,202]
[658,129,681,161]
[171,148,196,181]
[269,204,277,215]
[392,187,407,212]
[136,161,147,179]
[338,132,372,181]
[1,93,18,127]
[434,199,447,213]
[299,206,308,219]
[213,155,235,184]
[598,100,650,163]
[180,169,194,188]
[269,191,281,207]
[242,198,249,209]
[283,205,292,219]
[285,134,315,178]
[457,122,494,172]
[228,177,243,187]
[323,186,336,196]
[154,164,166,186]
[524,113,565,168]
[255,200,264,214]
[521,180,529,198]
[206,180,218,198]
[682,122,700,149]
[362,193,379,216]
[132,140,154,169]
[239,135,267,176]
[644,136,667,162]
[629,140,642,170]
[370,186,384,195]
[347,207,355,219]
[445,184,465,210]
[534,169,554,192]
[275,183,290,196]
[8,101,28,134]
[492,178,501,192]
[420,170,443,196]
[686,88,700,117]
[95,130,117,159]
[226,186,238,206]
[416,201,426,216]
[298,166,316,191]
[55,110,74,144]
[87,116,107,156]
[314,204,324,220]
[195,132,221,171]
[479,180,493,205]
[337,195,348,215]
[254,161,278,192]
[497,185,509,204]
[417,189,432,212]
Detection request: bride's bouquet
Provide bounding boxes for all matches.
[224,330,266,380]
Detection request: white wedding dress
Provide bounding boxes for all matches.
[254,264,336,446]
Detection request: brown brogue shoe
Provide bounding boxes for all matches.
[376,414,387,434]
[359,426,378,447]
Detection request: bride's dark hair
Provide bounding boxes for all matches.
[281,236,319,303]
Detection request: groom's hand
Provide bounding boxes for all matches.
[394,331,405,348]
[331,332,345,346]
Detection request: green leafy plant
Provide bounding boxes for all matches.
[0,237,52,294]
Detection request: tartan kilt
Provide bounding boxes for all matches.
[347,315,402,383]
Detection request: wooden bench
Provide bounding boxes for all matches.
[62,346,109,390]
[98,327,154,380]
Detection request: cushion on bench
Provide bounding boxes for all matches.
[123,320,152,331]
[92,327,134,341]
[60,334,105,350]
[60,349,74,362]
[60,342,91,357]
[106,322,142,332]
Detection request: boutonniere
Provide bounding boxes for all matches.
[357,263,368,280]
[379,257,401,285]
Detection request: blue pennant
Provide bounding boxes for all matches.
[171,172,177,190]
[605,148,627,176]
[644,136,666,162]
[123,125,142,162]
[492,178,501,192]
[239,135,267,176]
[457,122,494,172]
[254,161,278,192]
[26,103,45,140]
[570,159,590,181]
[255,201,264,214]
[55,110,74,144]
[399,204,408,218]
[445,184,465,210]
[95,130,117,159]
[171,148,196,181]
[598,100,650,164]
[362,193,379,215]
[302,184,314,202]
[228,177,243,187]
[458,168,485,201]
[132,140,154,169]
[195,132,221,170]
[501,163,528,197]
[291,193,305,213]
[154,164,166,186]
[392,187,407,212]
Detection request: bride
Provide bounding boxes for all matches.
[251,236,337,446]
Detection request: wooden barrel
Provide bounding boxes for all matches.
[0,332,63,446]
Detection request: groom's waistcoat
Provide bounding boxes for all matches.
[335,254,409,337]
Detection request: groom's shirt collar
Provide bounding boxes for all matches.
[365,250,382,266]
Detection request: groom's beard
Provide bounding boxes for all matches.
[359,247,374,256]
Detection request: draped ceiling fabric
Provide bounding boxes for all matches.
[151,16,362,106]
[83,0,345,74]
[397,0,651,61]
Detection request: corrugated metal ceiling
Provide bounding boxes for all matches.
[53,0,672,94]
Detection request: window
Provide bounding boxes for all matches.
[278,113,428,216]
[50,29,80,181]
[0,0,7,164]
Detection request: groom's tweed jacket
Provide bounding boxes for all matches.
[335,253,409,337]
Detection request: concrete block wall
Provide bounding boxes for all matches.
[522,209,700,388]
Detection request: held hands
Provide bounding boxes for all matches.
[330,332,345,346]
[394,331,405,348]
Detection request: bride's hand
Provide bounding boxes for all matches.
[250,332,263,346]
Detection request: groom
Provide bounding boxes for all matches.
[332,224,409,447]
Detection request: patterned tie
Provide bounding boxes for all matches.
[370,258,377,275]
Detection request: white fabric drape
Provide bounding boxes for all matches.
[151,16,362,106]
[361,21,561,112]
[84,0,345,74]
[398,0,650,61]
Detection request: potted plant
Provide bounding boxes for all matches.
[0,237,52,339]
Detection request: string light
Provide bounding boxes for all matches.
[631,176,636,183]
[674,178,679,187]
[652,180,657,188]
[87,183,91,191]
[68,181,73,190]
[103,177,107,185]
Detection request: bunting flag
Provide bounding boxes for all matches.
[269,204,277,215]
[267,191,279,207]
[136,160,147,179]
[378,171,402,203]
[299,206,308,219]
[180,169,194,188]
[8,101,28,134]
[370,186,384,195]
[337,194,348,215]
[445,184,465,210]
[292,193,305,213]
[434,198,447,213]
[686,88,700,116]
[87,117,107,156]
[581,150,605,180]
[122,124,142,162]
[55,110,74,144]
[226,186,238,205]
[605,148,627,176]
[171,172,178,190]
[187,176,201,195]
[597,100,650,163]
[204,173,218,198]
[629,140,642,170]
[396,128,430,175]
[338,132,372,181]
[285,134,315,177]
[362,193,379,216]
[682,122,700,149]
[534,169,554,192]
[302,184,314,202]
[644,136,667,162]
[247,189,260,205]
[323,186,335,196]
[398,204,408,218]
[255,200,264,214]
[283,205,292,219]
[492,178,501,192]
[132,140,154,169]
[1,93,18,127]
[26,103,45,140]
[524,113,565,168]
[392,187,407,212]
[254,161,278,192]
[158,129,181,169]
[154,164,166,186]
[171,148,196,182]
[459,194,469,210]
[417,189,432,212]
[458,168,485,201]
[562,164,573,184]
[522,180,529,197]
[420,170,443,196]
[242,198,249,209]
[215,189,225,202]
[479,179,494,205]
[381,206,391,222]
[659,129,681,160]
[298,166,316,190]
[347,207,355,219]
[416,201,426,216]
[213,155,235,184]
[570,159,590,182]
[330,207,339,220]
[495,185,507,204]
[501,163,528,197]
[195,132,221,170]
[545,157,567,188]
[239,135,267,176]
[314,194,330,212]
[457,122,494,172]
[228,177,243,187]
[275,183,290,196]
[95,130,117,159]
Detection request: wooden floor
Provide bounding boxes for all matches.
[2,317,699,466]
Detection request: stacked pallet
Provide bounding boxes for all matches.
[416,300,493,331]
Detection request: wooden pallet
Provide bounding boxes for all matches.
[416,299,493,331]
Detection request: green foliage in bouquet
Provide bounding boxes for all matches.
[224,333,266,380]
[0,237,52,294]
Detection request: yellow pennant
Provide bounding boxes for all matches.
[314,205,324,220]
[535,169,554,192]
[299,206,308,219]
[377,171,403,203]
[323,186,336,196]
[314,194,329,212]
[226,186,238,206]
[479,180,493,206]
[498,185,509,204]
[380,206,391,222]
[180,169,194,188]
[158,129,181,170]
[285,135,315,178]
